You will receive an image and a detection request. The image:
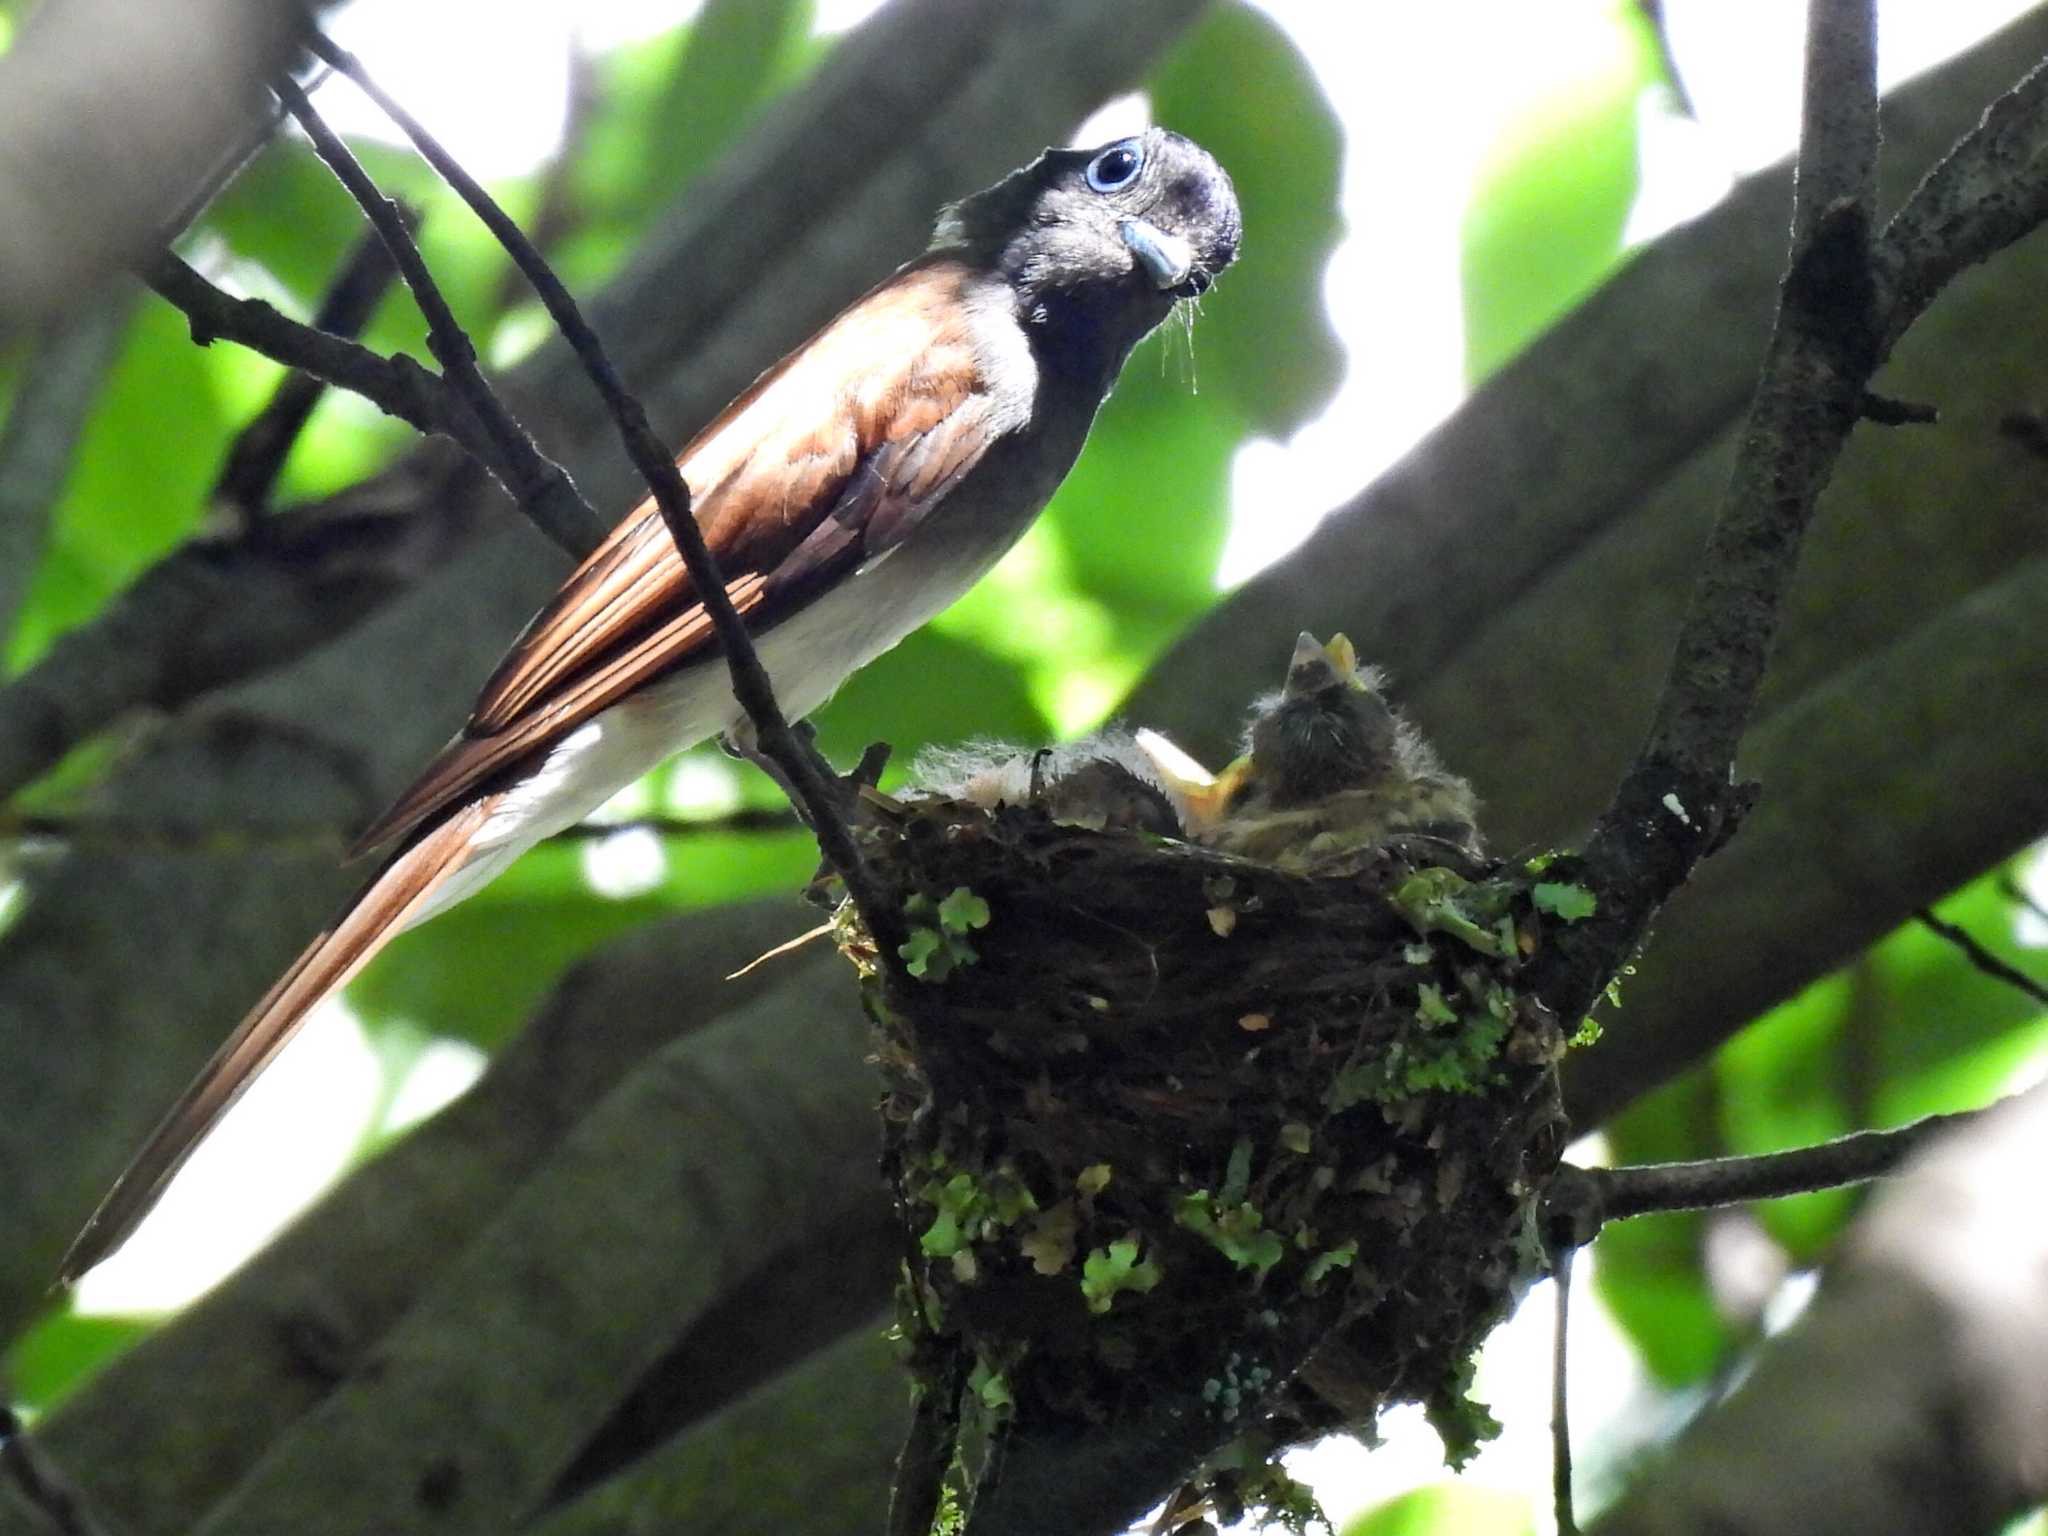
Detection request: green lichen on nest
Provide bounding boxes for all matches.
[839,797,1577,1525]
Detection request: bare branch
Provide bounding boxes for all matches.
[1533,1,1887,1028]
[1546,1105,1983,1240]
[1551,1248,1580,1536]
[274,75,603,558]
[210,220,409,530]
[1876,51,2048,351]
[143,252,504,479]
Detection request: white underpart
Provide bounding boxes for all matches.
[406,527,1001,929]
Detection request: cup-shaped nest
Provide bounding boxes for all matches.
[839,793,1576,1525]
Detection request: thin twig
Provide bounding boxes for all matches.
[211,214,411,531]
[273,73,604,559]
[1875,51,2048,352]
[488,42,597,317]
[303,31,911,969]
[1998,873,2048,927]
[0,1405,112,1536]
[143,251,503,479]
[1915,907,2048,1008]
[1549,1105,1982,1233]
[1551,1245,1579,1536]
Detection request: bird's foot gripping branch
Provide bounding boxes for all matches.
[834,794,1601,1534]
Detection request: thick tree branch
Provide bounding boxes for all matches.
[1562,551,2048,1126]
[26,907,875,1534]
[0,0,304,331]
[182,950,877,1535]
[531,1325,903,1536]
[276,74,603,558]
[0,297,134,643]
[1875,51,2048,351]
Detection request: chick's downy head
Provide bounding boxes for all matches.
[1243,632,1399,807]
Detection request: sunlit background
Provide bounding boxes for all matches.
[4,1,2045,1531]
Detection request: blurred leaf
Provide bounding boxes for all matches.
[1037,363,1251,650]
[591,0,818,231]
[1712,859,2048,1259]
[551,3,822,297]
[203,142,383,308]
[1149,0,1345,435]
[1344,1482,1534,1536]
[1461,1,1660,382]
[3,1310,150,1413]
[1590,1206,1728,1387]
[346,831,815,1051]
[811,626,1050,770]
[1597,1073,1733,1385]
[5,302,228,669]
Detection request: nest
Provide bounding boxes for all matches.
[838,795,1574,1526]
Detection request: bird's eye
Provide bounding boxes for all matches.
[1085,141,1144,194]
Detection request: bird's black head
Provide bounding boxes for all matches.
[1246,633,1400,806]
[934,128,1241,373]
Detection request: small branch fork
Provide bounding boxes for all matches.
[209,218,406,532]
[271,74,606,559]
[1532,3,2048,1516]
[1531,2,2048,1032]
[292,35,910,971]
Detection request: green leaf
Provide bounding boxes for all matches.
[588,0,820,232]
[1415,983,1460,1026]
[966,1356,1014,1413]
[1390,869,1513,957]
[1080,1237,1164,1313]
[1302,1239,1357,1290]
[936,887,990,935]
[899,927,946,980]
[2,1311,152,1413]
[1149,0,1345,434]
[1460,2,1662,381]
[1174,1190,1285,1273]
[1531,881,1597,921]
[1344,1484,1535,1536]
[7,302,228,669]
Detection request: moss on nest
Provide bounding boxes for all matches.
[838,794,1576,1525]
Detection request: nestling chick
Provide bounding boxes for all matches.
[1198,633,1481,868]
[911,729,1189,837]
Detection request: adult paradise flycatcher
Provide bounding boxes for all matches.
[60,128,1241,1281]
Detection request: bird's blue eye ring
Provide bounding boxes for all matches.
[1086,141,1144,194]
